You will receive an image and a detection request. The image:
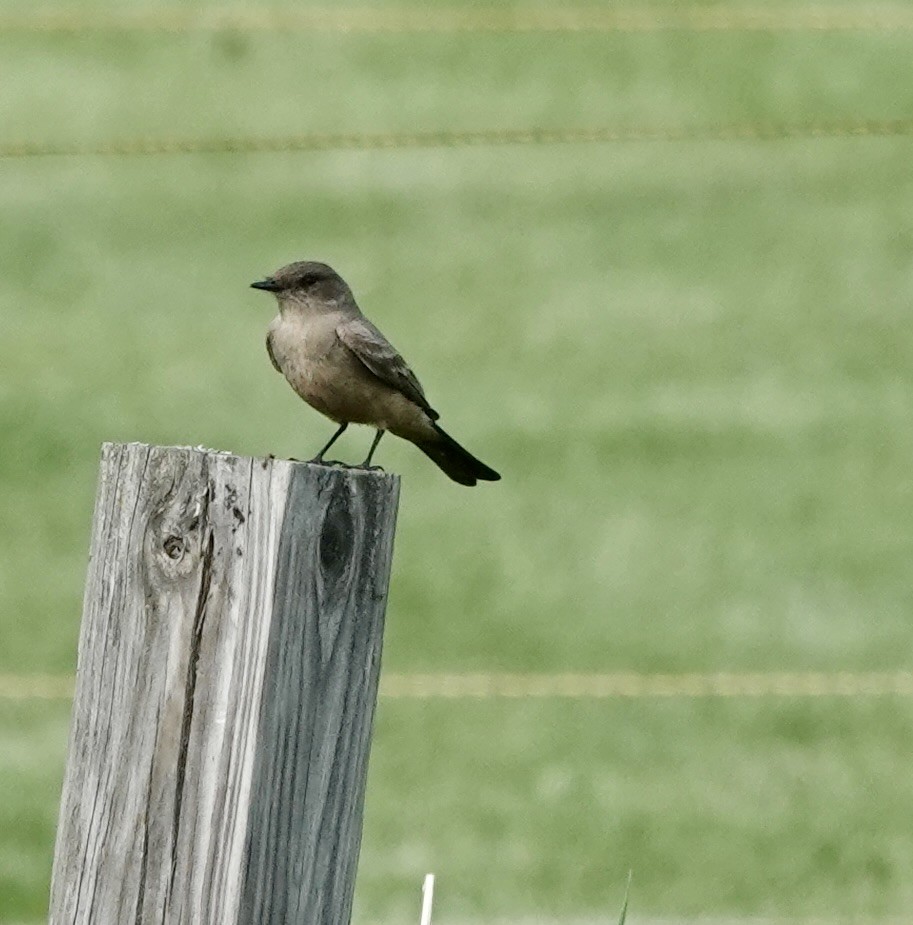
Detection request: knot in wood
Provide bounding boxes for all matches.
[163,535,185,560]
[318,489,355,587]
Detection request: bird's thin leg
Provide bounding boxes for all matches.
[360,429,385,469]
[310,422,348,465]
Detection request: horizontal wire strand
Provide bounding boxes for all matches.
[4,7,913,33]
[3,120,913,159]
[4,672,913,702]
[380,671,913,699]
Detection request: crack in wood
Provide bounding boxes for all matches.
[168,523,214,899]
[134,750,157,925]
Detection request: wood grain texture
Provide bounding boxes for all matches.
[49,443,399,925]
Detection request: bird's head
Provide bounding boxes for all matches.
[251,261,354,312]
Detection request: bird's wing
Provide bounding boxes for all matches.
[336,317,439,420]
[265,332,282,373]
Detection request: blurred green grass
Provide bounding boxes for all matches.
[6,697,913,922]
[3,2,913,922]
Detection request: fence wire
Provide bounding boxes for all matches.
[3,120,913,160]
[3,6,913,34]
[3,672,913,702]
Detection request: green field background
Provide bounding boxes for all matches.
[3,1,913,921]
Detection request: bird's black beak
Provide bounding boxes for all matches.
[251,278,281,292]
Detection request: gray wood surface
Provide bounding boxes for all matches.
[49,442,400,925]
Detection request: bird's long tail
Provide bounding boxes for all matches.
[415,424,501,486]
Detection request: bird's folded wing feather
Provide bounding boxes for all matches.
[336,317,439,419]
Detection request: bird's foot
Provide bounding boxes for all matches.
[357,463,386,473]
[308,457,350,468]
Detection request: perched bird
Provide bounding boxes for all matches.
[252,261,500,486]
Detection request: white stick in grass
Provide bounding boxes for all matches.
[419,873,435,925]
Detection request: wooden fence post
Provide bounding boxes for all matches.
[49,442,400,925]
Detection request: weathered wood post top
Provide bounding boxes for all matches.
[50,441,400,925]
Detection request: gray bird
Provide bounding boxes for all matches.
[252,261,500,486]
